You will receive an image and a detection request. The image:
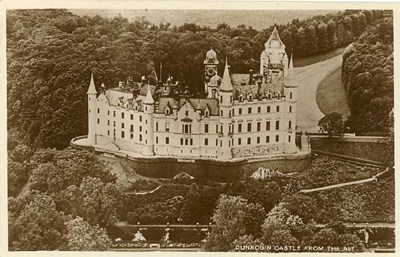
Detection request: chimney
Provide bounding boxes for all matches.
[249,69,254,85]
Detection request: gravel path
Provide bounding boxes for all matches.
[295,54,343,132]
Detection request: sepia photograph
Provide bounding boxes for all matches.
[1,0,397,254]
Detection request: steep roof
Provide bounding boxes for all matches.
[156,97,219,116]
[265,26,285,49]
[219,58,233,92]
[288,53,294,77]
[87,72,97,94]
[143,82,155,104]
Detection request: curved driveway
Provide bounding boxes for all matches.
[295,54,343,132]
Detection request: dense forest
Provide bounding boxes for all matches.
[342,15,393,134]
[7,9,388,149]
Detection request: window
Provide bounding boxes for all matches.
[205,138,208,145]
[220,140,222,147]
[166,122,170,132]
[139,126,142,132]
[182,124,191,134]
[156,137,158,144]
[165,108,170,115]
[113,111,116,117]
[288,121,292,129]
[232,109,235,116]
[185,110,189,116]
[238,123,242,133]
[247,137,251,145]
[145,120,147,124]
[190,138,193,145]
[97,118,100,124]
[220,96,223,102]
[232,124,234,133]
[216,125,219,133]
[131,114,134,120]
[275,135,279,142]
[258,106,261,113]
[130,125,133,132]
[276,120,280,130]
[121,112,124,119]
[247,123,252,132]
[290,92,293,99]
[97,108,100,113]
[139,134,142,141]
[121,131,125,138]
[108,130,110,136]
[113,121,116,127]
[216,139,218,146]
[238,138,242,145]
[166,137,169,144]
[257,137,260,144]
[288,135,291,142]
[156,122,159,131]
[180,138,183,145]
[239,108,242,115]
[139,116,142,122]
[221,110,223,116]
[205,124,209,133]
[108,120,110,125]
[108,110,110,115]
[257,122,261,131]
[266,121,270,131]
[289,106,292,113]
[130,134,133,139]
[248,107,252,114]
[121,123,124,129]
[267,106,271,113]
[266,136,270,143]
[276,106,280,112]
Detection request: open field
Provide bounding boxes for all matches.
[316,67,350,117]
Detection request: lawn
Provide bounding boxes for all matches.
[316,67,351,118]
[295,47,346,67]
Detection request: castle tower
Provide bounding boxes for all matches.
[218,58,234,160]
[87,72,97,145]
[204,48,221,98]
[142,85,155,156]
[260,26,289,81]
[284,53,298,153]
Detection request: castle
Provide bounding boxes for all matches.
[85,27,301,161]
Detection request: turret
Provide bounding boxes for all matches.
[204,47,219,83]
[87,72,97,145]
[143,85,154,113]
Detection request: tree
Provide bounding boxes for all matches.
[65,216,112,251]
[282,194,319,223]
[8,192,67,250]
[318,112,344,137]
[204,195,248,251]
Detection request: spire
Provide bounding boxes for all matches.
[219,57,233,92]
[288,53,294,77]
[87,72,97,95]
[143,85,154,104]
[195,99,202,110]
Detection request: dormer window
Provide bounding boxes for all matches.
[239,94,243,102]
[248,94,253,101]
[204,109,209,117]
[165,107,171,116]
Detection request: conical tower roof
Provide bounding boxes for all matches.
[87,72,97,94]
[288,53,294,77]
[143,85,154,104]
[219,57,233,92]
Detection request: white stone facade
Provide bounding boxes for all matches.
[86,27,299,161]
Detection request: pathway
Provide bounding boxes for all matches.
[295,54,343,132]
[300,167,389,193]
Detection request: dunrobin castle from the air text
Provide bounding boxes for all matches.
[81,27,310,161]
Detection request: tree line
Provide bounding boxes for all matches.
[342,14,393,134]
[7,9,387,149]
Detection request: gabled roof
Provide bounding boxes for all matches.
[87,72,97,94]
[219,58,233,92]
[265,26,285,49]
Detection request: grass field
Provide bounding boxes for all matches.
[316,67,351,118]
[295,47,346,67]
